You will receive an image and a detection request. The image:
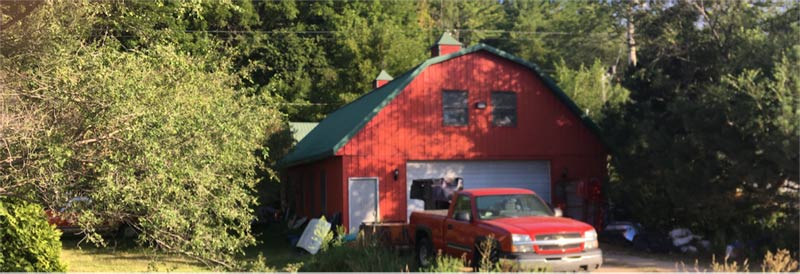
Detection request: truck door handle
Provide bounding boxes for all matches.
[447,224,453,230]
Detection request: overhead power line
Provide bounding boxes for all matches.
[169,29,583,35]
[28,28,620,40]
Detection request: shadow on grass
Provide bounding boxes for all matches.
[241,223,312,270]
[61,223,416,271]
[60,235,210,271]
[243,223,417,271]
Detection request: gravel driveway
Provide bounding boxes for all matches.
[597,244,706,272]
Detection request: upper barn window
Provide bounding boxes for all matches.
[492,92,517,127]
[442,90,468,126]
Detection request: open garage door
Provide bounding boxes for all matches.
[406,160,551,220]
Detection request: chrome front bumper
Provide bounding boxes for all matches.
[499,249,603,272]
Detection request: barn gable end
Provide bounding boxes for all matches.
[278,44,606,169]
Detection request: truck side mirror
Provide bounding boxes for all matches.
[454,211,471,222]
[553,208,563,217]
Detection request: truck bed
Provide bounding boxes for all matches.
[408,209,449,245]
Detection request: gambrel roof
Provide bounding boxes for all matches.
[278,43,604,168]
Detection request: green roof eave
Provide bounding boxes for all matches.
[276,148,335,168]
[278,44,609,169]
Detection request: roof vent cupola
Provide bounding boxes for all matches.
[431,32,463,57]
[374,70,393,89]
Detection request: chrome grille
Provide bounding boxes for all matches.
[535,233,582,241]
[534,233,584,251]
[538,243,581,251]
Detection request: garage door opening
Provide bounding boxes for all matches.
[405,160,550,221]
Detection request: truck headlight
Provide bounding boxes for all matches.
[511,234,534,253]
[584,229,599,249]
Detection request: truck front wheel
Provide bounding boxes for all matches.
[416,237,434,268]
[472,243,499,271]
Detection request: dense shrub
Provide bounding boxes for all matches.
[419,251,469,272]
[301,243,409,272]
[300,226,409,272]
[0,198,66,271]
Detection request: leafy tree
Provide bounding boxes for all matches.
[497,0,626,72]
[1,1,283,269]
[311,0,431,116]
[603,0,799,253]
[93,0,259,55]
[430,0,506,46]
[234,0,332,122]
[0,198,66,272]
[554,58,630,121]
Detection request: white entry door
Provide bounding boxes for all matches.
[406,160,551,220]
[348,177,379,233]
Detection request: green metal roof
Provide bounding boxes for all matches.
[277,43,606,168]
[289,122,319,142]
[435,32,463,46]
[375,70,393,81]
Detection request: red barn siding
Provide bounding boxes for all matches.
[287,157,344,219]
[338,51,607,223]
[341,155,408,226]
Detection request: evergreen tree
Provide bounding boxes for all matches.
[603,1,799,252]
[498,0,626,72]
[430,0,506,46]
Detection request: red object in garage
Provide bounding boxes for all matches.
[278,33,608,232]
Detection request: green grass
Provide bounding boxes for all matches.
[244,224,310,270]
[57,224,416,272]
[60,237,210,272]
[58,224,309,272]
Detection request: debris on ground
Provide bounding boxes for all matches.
[668,228,710,254]
[296,217,331,255]
[601,221,641,244]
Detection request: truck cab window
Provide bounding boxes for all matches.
[453,195,472,221]
[475,194,553,220]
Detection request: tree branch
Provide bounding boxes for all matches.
[690,0,725,51]
[0,2,42,31]
[73,128,127,146]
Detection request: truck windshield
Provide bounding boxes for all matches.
[475,194,553,220]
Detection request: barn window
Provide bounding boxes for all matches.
[492,92,517,127]
[443,90,468,126]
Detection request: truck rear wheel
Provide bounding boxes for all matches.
[416,237,433,268]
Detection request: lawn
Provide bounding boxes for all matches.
[58,224,311,272]
[58,223,416,272]
[60,237,210,272]
[245,223,311,271]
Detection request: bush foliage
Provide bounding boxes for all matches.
[0,198,66,272]
[301,227,410,272]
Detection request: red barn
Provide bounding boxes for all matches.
[278,33,608,232]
